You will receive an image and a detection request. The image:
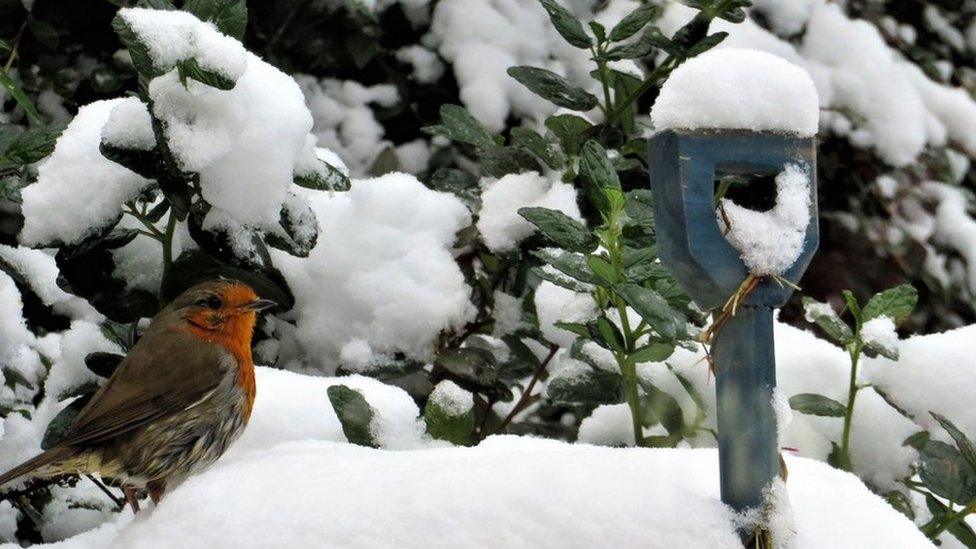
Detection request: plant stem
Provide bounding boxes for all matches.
[839,343,862,470]
[925,500,976,538]
[492,344,559,435]
[619,354,645,446]
[606,56,675,124]
[160,211,177,296]
[592,46,614,116]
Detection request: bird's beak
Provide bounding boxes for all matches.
[242,298,277,312]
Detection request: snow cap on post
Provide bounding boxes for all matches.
[651,48,819,136]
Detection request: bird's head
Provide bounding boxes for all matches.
[168,280,275,352]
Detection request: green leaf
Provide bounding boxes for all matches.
[613,283,684,340]
[903,430,931,451]
[2,367,34,390]
[427,168,480,202]
[553,322,591,339]
[294,161,351,192]
[84,352,124,378]
[608,2,657,42]
[510,127,565,169]
[99,141,162,179]
[5,124,65,164]
[919,440,976,503]
[518,207,594,253]
[265,193,319,258]
[630,342,674,364]
[537,0,592,49]
[579,140,621,190]
[184,0,248,39]
[424,104,495,148]
[28,19,59,50]
[802,297,854,344]
[0,69,41,125]
[423,384,475,445]
[532,266,591,293]
[842,290,863,326]
[685,31,728,57]
[531,248,599,285]
[369,146,400,176]
[931,412,976,470]
[586,255,617,285]
[924,494,976,547]
[176,58,236,90]
[42,396,92,450]
[477,144,539,178]
[588,21,606,43]
[638,378,685,438]
[434,348,503,396]
[327,385,378,448]
[544,113,591,156]
[547,368,623,404]
[595,316,624,352]
[863,284,917,325]
[507,66,599,112]
[112,14,160,79]
[788,393,847,417]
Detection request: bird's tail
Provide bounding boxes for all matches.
[0,447,76,488]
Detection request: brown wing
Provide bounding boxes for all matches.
[57,322,230,448]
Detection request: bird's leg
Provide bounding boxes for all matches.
[123,484,141,513]
[147,479,166,505]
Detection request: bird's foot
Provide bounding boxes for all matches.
[123,484,141,513]
[148,480,166,505]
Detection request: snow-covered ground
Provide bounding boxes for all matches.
[10,367,931,549]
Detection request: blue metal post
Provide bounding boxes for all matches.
[647,129,818,516]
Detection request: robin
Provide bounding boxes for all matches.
[0,279,274,511]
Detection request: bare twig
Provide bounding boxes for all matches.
[491,344,559,435]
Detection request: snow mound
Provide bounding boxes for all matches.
[477,172,582,252]
[19,99,153,247]
[273,173,475,372]
[652,48,819,136]
[31,439,930,548]
[718,163,812,274]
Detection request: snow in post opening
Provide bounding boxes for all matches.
[651,48,819,136]
[717,163,812,275]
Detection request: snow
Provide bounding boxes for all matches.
[100,97,155,151]
[273,173,475,373]
[577,403,638,446]
[860,316,898,356]
[148,50,314,226]
[533,280,598,348]
[10,365,931,549]
[477,172,582,252]
[651,48,819,136]
[299,76,399,176]
[0,245,101,322]
[395,45,445,84]
[717,163,812,274]
[118,8,247,80]
[0,271,32,362]
[19,99,153,247]
[863,324,976,442]
[428,380,474,417]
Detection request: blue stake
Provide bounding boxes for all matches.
[647,129,818,516]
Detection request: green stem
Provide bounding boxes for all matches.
[619,354,644,446]
[606,56,675,124]
[839,343,862,470]
[925,500,976,538]
[592,46,614,116]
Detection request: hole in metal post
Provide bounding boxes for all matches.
[714,170,778,213]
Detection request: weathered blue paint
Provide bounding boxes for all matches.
[647,129,818,515]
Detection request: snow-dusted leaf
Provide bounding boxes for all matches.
[4,123,64,164]
[536,0,591,49]
[423,381,475,446]
[434,348,501,395]
[863,284,917,325]
[99,141,162,179]
[548,368,623,404]
[294,161,351,192]
[608,2,657,42]
[176,57,236,90]
[788,393,846,417]
[41,394,92,450]
[931,412,976,470]
[544,113,591,156]
[112,14,160,78]
[510,126,565,169]
[265,193,319,258]
[327,385,378,448]
[507,66,599,112]
[424,104,496,148]
[918,440,976,503]
[614,283,684,340]
[518,207,595,253]
[532,248,600,285]
[637,378,685,438]
[184,0,247,39]
[802,297,854,344]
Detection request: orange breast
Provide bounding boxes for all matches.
[184,312,258,423]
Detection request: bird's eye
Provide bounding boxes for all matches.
[206,296,223,309]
